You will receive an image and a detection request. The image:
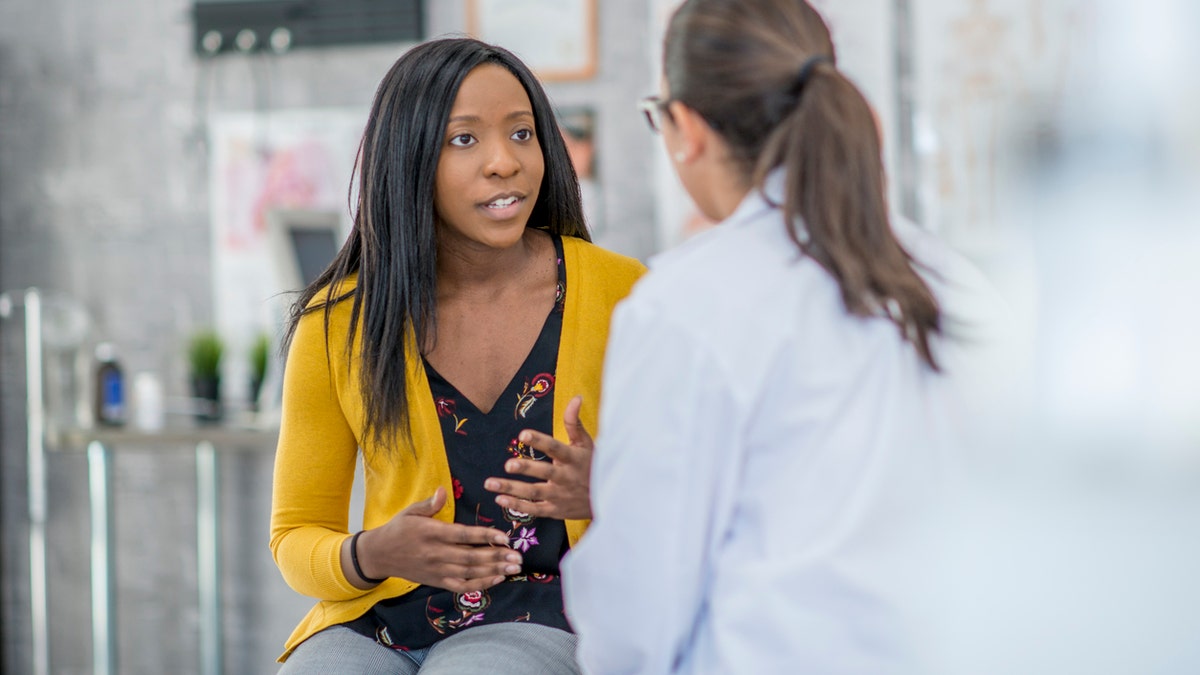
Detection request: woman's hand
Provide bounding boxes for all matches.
[346,487,523,592]
[484,395,595,521]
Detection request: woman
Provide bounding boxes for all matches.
[270,38,645,673]
[559,1,1003,673]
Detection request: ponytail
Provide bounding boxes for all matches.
[755,64,942,370]
[666,0,942,370]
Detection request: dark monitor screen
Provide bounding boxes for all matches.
[289,227,339,287]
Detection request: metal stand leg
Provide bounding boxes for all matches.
[87,441,116,675]
[196,441,222,675]
[24,290,49,675]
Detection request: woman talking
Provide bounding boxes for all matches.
[270,38,645,674]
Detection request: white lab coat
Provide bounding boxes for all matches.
[563,173,1011,675]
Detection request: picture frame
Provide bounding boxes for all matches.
[466,0,598,81]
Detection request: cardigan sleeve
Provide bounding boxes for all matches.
[558,238,648,544]
[269,305,370,601]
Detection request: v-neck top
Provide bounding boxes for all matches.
[271,234,647,661]
[347,234,571,650]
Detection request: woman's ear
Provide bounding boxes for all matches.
[665,100,711,164]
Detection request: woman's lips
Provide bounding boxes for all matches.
[479,194,523,220]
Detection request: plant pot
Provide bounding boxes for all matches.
[190,375,223,424]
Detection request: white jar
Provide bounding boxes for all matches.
[132,371,165,432]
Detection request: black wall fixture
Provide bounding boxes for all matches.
[192,0,424,55]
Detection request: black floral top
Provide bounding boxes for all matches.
[348,234,571,651]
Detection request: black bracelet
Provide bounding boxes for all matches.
[350,530,387,584]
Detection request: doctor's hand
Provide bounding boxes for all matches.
[345,487,522,592]
[484,395,594,521]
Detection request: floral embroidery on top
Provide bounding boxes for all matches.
[426,590,491,635]
[454,590,490,613]
[506,572,556,584]
[493,505,538,553]
[508,437,546,461]
[472,503,494,526]
[502,506,534,526]
[514,373,554,419]
[511,526,540,552]
[354,234,570,652]
[435,396,469,435]
[374,625,410,651]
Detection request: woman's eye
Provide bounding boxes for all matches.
[512,128,534,142]
[449,133,476,147]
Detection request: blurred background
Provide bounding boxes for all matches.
[1,0,1197,673]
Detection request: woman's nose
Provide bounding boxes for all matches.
[483,140,520,178]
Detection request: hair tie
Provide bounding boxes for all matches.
[790,55,832,97]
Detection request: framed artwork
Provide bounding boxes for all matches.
[466,0,598,81]
[555,106,604,233]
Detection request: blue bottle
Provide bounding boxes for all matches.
[94,342,126,427]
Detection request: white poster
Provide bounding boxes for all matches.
[208,109,363,406]
[912,0,1085,245]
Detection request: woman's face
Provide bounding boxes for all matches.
[434,64,545,252]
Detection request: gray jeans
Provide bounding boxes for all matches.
[278,623,582,675]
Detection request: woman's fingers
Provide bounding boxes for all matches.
[415,528,523,588]
[371,505,525,592]
[435,556,522,580]
[439,574,508,594]
[492,494,560,518]
[400,486,448,517]
[561,395,593,448]
[503,458,556,481]
[484,475,552,501]
[437,540,522,568]
[435,522,511,547]
[517,429,577,463]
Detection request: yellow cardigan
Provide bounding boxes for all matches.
[269,236,646,660]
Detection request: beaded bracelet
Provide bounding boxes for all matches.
[350,530,387,584]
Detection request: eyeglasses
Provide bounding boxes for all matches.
[637,95,673,134]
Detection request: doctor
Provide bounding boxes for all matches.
[524,0,1006,672]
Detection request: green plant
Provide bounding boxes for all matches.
[187,329,224,380]
[249,332,271,384]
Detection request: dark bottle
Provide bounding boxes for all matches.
[94,342,126,427]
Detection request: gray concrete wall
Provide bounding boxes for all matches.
[0,1,655,672]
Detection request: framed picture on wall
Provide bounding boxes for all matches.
[466,0,598,81]
[555,106,604,233]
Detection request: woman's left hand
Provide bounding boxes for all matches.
[484,395,593,520]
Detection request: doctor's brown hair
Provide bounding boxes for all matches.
[666,0,941,369]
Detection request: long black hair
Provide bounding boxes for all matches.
[666,0,942,369]
[284,38,590,453]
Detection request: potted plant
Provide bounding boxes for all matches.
[187,329,224,423]
[248,332,271,412]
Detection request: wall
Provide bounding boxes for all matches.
[0,1,654,672]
